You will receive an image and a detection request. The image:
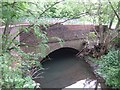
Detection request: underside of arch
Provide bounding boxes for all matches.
[41,47,79,63]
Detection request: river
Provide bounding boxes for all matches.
[32,48,110,89]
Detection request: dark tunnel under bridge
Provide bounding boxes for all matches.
[41,47,79,63]
[33,47,99,89]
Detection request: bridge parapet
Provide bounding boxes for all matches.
[45,24,95,42]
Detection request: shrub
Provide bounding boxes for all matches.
[96,49,120,88]
[0,53,38,88]
[112,36,120,49]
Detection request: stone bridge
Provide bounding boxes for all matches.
[20,24,101,61]
[19,24,110,89]
[0,23,109,88]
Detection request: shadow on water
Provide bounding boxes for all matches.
[33,47,107,89]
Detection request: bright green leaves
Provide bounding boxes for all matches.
[0,1,66,89]
[38,43,48,58]
[96,50,120,88]
[1,2,29,23]
[33,25,49,48]
[23,76,36,88]
[0,52,39,88]
[51,37,64,47]
[34,25,42,38]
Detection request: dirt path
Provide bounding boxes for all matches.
[34,58,100,89]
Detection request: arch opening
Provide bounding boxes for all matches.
[41,47,79,63]
[33,48,107,89]
[33,47,98,88]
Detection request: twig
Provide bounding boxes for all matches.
[32,76,43,80]
[31,68,44,77]
[7,42,37,51]
[8,25,34,48]
[108,0,120,21]
[32,72,43,79]
[38,1,64,18]
[98,0,102,25]
[9,1,64,43]
[49,12,88,27]
[28,0,64,28]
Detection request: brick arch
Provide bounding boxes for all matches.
[41,47,79,63]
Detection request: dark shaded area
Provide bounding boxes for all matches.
[41,47,79,63]
[32,48,97,88]
[32,47,110,89]
[34,58,96,88]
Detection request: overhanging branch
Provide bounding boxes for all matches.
[108,0,120,21]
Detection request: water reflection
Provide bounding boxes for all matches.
[34,58,99,89]
[33,48,101,89]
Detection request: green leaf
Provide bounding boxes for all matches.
[51,37,64,47]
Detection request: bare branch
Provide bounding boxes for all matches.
[38,1,64,18]
[31,68,44,77]
[49,12,88,27]
[108,0,120,21]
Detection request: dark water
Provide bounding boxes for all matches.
[33,48,108,89]
[37,58,96,88]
